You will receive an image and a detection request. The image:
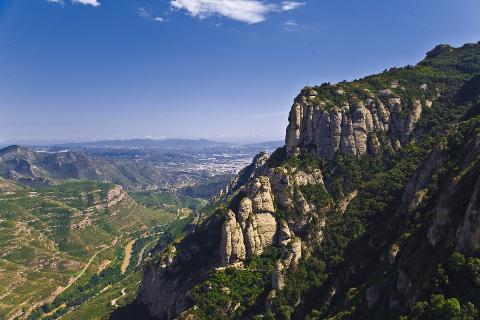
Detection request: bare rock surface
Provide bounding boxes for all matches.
[285,88,431,159]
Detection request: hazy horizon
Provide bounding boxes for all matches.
[0,135,286,147]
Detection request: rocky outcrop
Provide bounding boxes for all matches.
[106,185,128,208]
[220,210,246,265]
[337,190,358,214]
[285,88,431,159]
[217,151,270,200]
[220,176,277,266]
[218,158,328,267]
[247,176,276,213]
[138,215,224,320]
[456,176,480,253]
[272,235,302,290]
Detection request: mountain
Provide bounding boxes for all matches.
[0,145,97,184]
[129,42,480,320]
[0,145,155,189]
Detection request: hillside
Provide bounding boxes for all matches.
[0,145,155,188]
[130,42,480,320]
[0,180,177,320]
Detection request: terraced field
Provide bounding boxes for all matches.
[0,180,175,319]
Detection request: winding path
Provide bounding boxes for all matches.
[110,288,126,307]
[12,238,118,320]
[136,239,156,267]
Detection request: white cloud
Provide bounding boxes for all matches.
[285,19,297,27]
[170,0,305,24]
[281,1,304,11]
[138,7,165,22]
[284,18,305,31]
[48,0,100,6]
[72,0,101,6]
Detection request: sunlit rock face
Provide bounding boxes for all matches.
[285,87,430,159]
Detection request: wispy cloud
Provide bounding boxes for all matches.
[285,20,297,27]
[281,1,304,10]
[47,0,101,7]
[138,7,165,23]
[170,0,306,24]
[284,19,303,31]
[72,0,100,6]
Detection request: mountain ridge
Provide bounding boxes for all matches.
[131,42,480,320]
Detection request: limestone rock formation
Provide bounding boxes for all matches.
[218,151,270,199]
[220,210,246,266]
[272,236,302,290]
[285,88,431,159]
[220,176,277,266]
[218,161,326,268]
[106,185,127,208]
[247,176,275,213]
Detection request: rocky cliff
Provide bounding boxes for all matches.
[134,42,480,320]
[285,86,431,159]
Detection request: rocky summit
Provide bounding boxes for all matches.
[128,42,480,320]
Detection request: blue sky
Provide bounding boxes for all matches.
[0,0,479,144]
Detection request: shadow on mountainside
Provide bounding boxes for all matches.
[110,302,157,320]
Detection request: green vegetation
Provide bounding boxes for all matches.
[0,180,176,319]
[189,247,281,320]
[309,43,480,115]
[130,190,206,212]
[407,295,478,320]
[179,174,234,199]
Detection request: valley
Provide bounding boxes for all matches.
[0,139,275,319]
[0,179,211,319]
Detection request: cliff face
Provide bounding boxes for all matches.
[138,215,224,319]
[285,88,429,159]
[135,42,480,320]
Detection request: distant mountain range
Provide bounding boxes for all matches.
[0,138,284,193]
[0,145,199,191]
[50,138,232,150]
[4,138,282,152]
[0,145,98,184]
